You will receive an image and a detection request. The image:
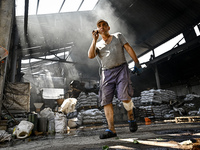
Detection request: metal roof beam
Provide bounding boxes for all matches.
[145,36,200,66]
[24,0,29,35]
[29,57,76,64]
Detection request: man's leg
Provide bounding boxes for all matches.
[123,100,138,132]
[104,103,116,133]
[123,100,134,120]
[99,103,117,139]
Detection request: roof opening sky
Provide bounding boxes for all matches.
[15,0,99,16]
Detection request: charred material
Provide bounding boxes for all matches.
[67,80,99,98]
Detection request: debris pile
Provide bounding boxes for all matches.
[0,130,11,142]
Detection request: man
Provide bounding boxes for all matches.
[88,19,141,139]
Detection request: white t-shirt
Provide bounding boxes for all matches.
[96,32,128,70]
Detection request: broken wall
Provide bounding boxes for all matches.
[0,0,15,115]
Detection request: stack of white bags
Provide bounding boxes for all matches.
[76,92,98,109]
[77,109,105,125]
[140,89,176,104]
[184,94,200,101]
[132,97,141,108]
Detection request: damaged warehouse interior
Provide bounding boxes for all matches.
[0,0,200,149]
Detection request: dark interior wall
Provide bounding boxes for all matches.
[158,45,200,88]
[131,44,200,97]
[131,68,157,97]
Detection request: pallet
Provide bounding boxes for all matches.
[175,116,200,123]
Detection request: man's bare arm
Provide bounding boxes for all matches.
[88,30,99,59]
[124,43,139,63]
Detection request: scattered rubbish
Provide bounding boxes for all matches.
[145,117,151,125]
[178,140,193,145]
[156,137,165,141]
[0,130,11,142]
[175,116,200,123]
[133,139,139,144]
[102,145,109,150]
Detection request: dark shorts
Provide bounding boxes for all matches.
[99,63,134,106]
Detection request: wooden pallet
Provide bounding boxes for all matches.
[175,116,200,123]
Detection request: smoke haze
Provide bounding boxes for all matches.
[17,0,137,94]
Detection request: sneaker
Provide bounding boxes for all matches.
[128,120,138,132]
[99,129,117,139]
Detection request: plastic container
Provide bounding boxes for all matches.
[28,113,38,134]
[48,119,55,134]
[145,117,151,125]
[38,118,48,133]
[13,120,34,139]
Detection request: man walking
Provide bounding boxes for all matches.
[88,19,141,139]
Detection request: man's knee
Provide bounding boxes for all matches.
[123,100,134,111]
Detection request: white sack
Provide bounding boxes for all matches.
[40,107,55,120]
[54,112,67,133]
[68,118,78,128]
[60,98,77,114]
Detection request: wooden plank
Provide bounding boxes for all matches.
[175,116,200,123]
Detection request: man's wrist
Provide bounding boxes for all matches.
[135,62,141,68]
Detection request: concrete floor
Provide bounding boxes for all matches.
[1,122,200,150]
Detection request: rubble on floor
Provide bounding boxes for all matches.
[1,89,200,148]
